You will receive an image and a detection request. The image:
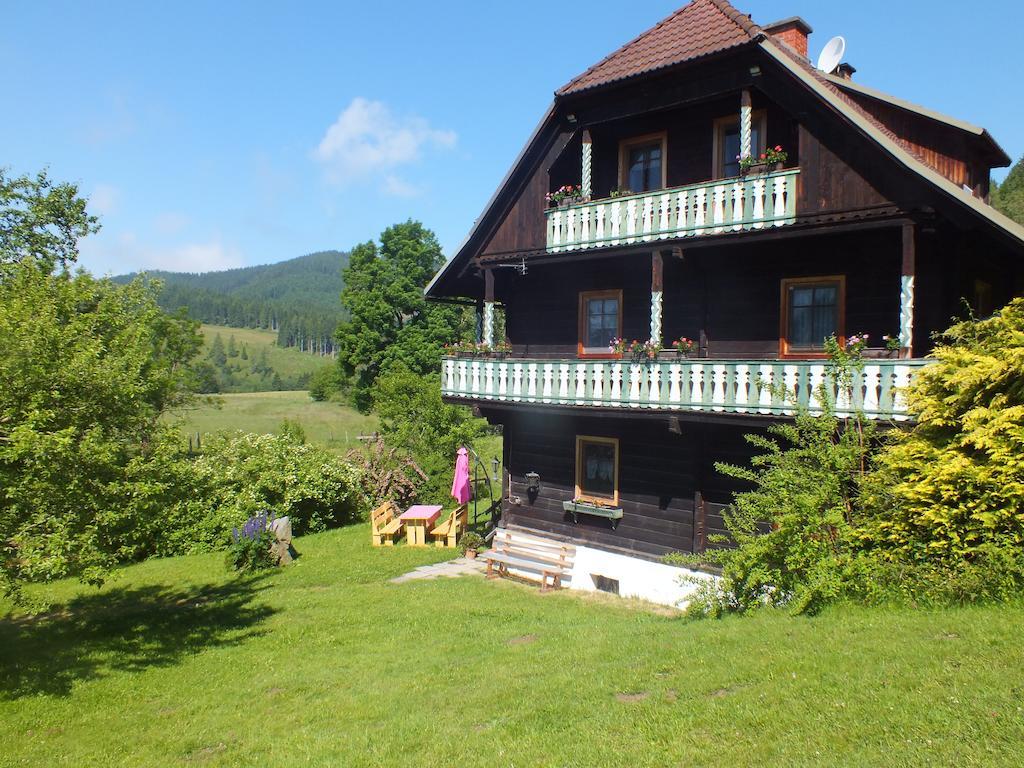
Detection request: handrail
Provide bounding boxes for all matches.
[546,168,799,253]
[442,355,931,422]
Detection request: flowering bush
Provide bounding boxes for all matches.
[545,184,583,206]
[672,336,696,355]
[226,511,278,572]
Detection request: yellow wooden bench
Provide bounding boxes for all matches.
[429,504,468,548]
[371,501,403,546]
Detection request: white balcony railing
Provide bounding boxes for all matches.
[441,355,930,422]
[546,168,799,253]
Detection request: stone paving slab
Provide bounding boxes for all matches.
[390,557,487,584]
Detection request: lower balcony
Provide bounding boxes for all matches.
[441,356,931,422]
[546,168,799,253]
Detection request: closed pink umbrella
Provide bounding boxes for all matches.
[451,447,471,505]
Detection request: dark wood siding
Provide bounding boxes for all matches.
[504,228,905,359]
[841,91,994,196]
[498,410,760,558]
[796,123,888,215]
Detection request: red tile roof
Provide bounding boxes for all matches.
[557,0,763,96]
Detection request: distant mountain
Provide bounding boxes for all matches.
[116,250,348,356]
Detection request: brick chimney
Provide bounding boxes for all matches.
[762,17,813,60]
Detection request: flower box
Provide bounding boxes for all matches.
[563,499,624,529]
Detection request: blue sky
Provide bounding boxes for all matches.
[3,0,1022,275]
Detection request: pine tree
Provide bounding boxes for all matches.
[227,335,238,357]
[992,156,1024,226]
[209,333,227,367]
[241,344,248,360]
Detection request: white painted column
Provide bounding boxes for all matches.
[581,129,592,200]
[650,251,663,347]
[899,223,915,357]
[740,89,752,161]
[482,268,495,347]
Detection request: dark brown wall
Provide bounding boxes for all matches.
[505,228,906,358]
[498,410,759,558]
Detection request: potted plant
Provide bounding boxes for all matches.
[492,340,512,359]
[460,531,485,559]
[609,187,634,199]
[609,337,628,357]
[739,146,788,175]
[671,336,696,358]
[881,334,900,358]
[545,184,583,209]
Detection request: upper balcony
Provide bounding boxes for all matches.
[546,168,799,253]
[442,355,929,423]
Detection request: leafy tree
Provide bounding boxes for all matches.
[992,156,1024,225]
[0,169,99,273]
[0,265,201,594]
[372,366,488,502]
[308,362,344,402]
[335,220,472,410]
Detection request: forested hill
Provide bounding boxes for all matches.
[116,250,348,356]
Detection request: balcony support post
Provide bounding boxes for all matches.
[740,89,752,160]
[650,251,664,346]
[581,129,592,200]
[900,222,915,358]
[483,268,495,347]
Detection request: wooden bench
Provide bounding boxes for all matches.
[482,529,575,591]
[429,503,468,548]
[370,501,403,546]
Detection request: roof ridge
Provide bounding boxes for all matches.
[557,0,761,97]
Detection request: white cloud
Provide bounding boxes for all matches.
[80,231,245,275]
[88,184,119,217]
[382,175,422,198]
[153,212,190,235]
[313,97,456,188]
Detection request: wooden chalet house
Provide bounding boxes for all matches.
[426,0,1024,604]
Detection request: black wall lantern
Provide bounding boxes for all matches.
[525,471,541,493]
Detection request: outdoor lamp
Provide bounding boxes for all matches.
[525,471,541,493]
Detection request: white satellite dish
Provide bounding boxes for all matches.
[816,35,846,74]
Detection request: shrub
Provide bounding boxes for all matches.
[372,366,487,502]
[857,298,1024,583]
[226,512,278,572]
[668,402,877,616]
[309,363,344,401]
[346,437,426,511]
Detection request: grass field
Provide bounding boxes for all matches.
[2,524,1022,767]
[199,324,328,392]
[173,390,378,452]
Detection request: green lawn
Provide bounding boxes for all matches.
[173,390,378,452]
[2,525,1022,767]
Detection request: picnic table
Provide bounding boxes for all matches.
[400,505,443,546]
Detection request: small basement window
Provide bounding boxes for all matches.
[780,276,845,356]
[575,435,619,506]
[592,574,620,595]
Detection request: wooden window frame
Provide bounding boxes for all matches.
[578,289,623,359]
[617,132,668,192]
[574,435,620,506]
[779,275,846,358]
[712,110,767,180]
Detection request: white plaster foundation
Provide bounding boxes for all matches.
[568,543,716,608]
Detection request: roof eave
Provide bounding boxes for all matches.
[761,38,1024,249]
